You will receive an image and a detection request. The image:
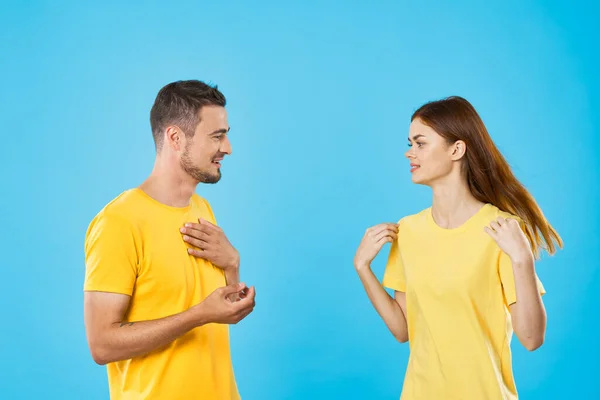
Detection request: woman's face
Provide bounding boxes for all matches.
[405,118,462,186]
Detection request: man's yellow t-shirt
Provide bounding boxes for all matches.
[382,203,545,400]
[84,188,240,400]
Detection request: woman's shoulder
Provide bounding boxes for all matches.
[397,207,431,228]
[485,203,522,222]
[482,204,528,234]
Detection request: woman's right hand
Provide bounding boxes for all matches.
[354,223,399,271]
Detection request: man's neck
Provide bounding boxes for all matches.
[138,162,198,208]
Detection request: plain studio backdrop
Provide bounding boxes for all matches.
[0,1,598,399]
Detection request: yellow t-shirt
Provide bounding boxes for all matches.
[382,203,545,400]
[84,188,240,400]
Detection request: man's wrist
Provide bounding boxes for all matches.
[224,263,241,285]
[228,252,240,270]
[188,303,210,328]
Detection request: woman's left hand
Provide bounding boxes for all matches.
[484,217,533,262]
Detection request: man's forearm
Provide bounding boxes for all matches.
[90,307,205,365]
[225,266,240,285]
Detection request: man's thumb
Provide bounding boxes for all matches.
[221,282,246,296]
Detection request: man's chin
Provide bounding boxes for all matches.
[202,171,221,184]
[186,169,221,184]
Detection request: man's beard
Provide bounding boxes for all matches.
[180,142,221,184]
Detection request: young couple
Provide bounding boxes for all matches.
[83,80,561,400]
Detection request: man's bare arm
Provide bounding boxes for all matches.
[84,283,255,365]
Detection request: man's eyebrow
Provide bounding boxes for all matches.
[210,127,231,135]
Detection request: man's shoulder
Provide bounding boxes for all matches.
[103,189,141,213]
[87,189,143,233]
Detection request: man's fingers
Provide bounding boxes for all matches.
[187,248,208,258]
[181,225,212,239]
[182,235,208,249]
[227,287,249,302]
[233,306,254,323]
[234,287,255,307]
[221,282,248,296]
[182,223,213,238]
[226,292,242,302]
[229,287,256,322]
[236,295,256,311]
[198,218,220,231]
[242,286,256,302]
[241,304,255,316]
[188,248,216,259]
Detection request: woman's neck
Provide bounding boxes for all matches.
[430,176,486,229]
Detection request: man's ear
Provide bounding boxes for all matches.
[165,126,183,151]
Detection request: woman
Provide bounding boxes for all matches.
[354,96,562,400]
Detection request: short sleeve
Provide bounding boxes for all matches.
[84,212,139,295]
[498,251,546,306]
[382,233,406,292]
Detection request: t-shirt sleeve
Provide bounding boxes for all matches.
[84,212,139,295]
[382,223,406,292]
[498,250,546,306]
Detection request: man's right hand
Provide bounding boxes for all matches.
[195,283,256,325]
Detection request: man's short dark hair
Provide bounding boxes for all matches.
[150,80,226,150]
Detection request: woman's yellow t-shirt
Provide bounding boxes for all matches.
[383,203,545,400]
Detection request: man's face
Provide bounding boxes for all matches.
[180,105,231,184]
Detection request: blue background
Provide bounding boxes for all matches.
[1,0,598,399]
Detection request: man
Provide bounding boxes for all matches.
[83,80,255,400]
